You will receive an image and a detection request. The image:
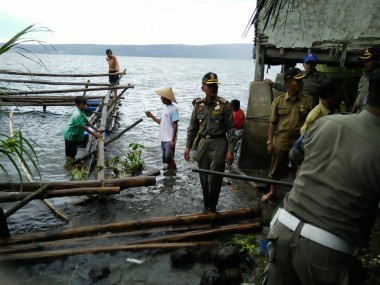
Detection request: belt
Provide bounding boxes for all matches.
[271,208,358,256]
[201,134,226,139]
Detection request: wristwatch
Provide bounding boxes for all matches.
[267,140,272,145]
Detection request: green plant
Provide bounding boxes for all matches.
[68,166,89,181]
[226,234,257,255]
[0,24,52,188]
[123,143,145,176]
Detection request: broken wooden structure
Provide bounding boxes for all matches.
[239,0,380,169]
[0,69,157,238]
[0,208,263,263]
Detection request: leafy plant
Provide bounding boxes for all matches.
[226,234,257,255]
[0,24,52,188]
[123,143,145,176]
[68,166,89,181]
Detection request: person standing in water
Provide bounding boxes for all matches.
[106,49,120,98]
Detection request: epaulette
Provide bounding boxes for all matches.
[195,98,204,104]
[218,97,228,103]
[273,94,285,102]
[310,109,321,121]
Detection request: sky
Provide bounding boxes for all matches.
[0,0,256,45]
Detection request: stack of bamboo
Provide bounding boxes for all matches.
[0,208,263,264]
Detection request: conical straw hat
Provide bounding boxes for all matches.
[154,87,177,104]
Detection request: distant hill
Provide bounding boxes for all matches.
[15,43,253,60]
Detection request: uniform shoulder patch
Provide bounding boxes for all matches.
[218,97,227,103]
[195,98,205,104]
[273,94,285,102]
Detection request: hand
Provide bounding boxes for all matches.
[95,133,103,139]
[170,140,176,149]
[264,79,273,85]
[145,111,152,118]
[225,150,234,166]
[97,129,105,134]
[267,143,274,155]
[184,147,190,161]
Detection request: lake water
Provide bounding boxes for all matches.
[0,54,280,284]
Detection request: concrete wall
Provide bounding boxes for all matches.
[238,82,273,169]
[258,0,380,49]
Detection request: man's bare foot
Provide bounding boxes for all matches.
[261,192,274,202]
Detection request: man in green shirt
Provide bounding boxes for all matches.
[64,96,103,160]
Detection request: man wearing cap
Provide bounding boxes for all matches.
[351,45,380,113]
[262,72,380,285]
[302,53,322,107]
[184,72,236,212]
[262,68,313,202]
[145,87,179,170]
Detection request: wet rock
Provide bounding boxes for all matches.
[170,248,195,268]
[200,269,224,285]
[223,267,243,285]
[189,245,212,263]
[213,246,240,271]
[88,265,110,282]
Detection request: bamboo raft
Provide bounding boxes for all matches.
[0,69,158,239]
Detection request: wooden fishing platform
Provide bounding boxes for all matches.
[0,69,158,239]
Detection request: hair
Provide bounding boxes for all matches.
[230,99,240,110]
[75,96,87,105]
[106,49,112,54]
[317,76,344,99]
[367,75,380,108]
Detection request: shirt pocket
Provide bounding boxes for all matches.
[277,107,289,117]
[196,111,206,121]
[211,112,223,125]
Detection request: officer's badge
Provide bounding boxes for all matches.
[215,105,220,111]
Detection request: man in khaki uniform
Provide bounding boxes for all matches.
[300,76,345,135]
[262,73,380,285]
[262,68,313,202]
[184,72,236,212]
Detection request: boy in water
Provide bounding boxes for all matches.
[64,96,103,160]
[106,49,120,98]
[145,87,179,170]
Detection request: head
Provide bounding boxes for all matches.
[318,76,345,110]
[359,45,380,73]
[106,49,113,59]
[303,53,317,74]
[154,87,177,104]
[201,72,220,97]
[230,99,240,111]
[75,96,87,111]
[284,67,305,94]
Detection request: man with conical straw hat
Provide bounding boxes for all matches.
[145,87,179,170]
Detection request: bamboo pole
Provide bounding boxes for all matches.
[70,118,143,165]
[0,176,156,192]
[4,185,49,218]
[0,224,213,255]
[0,242,218,264]
[0,95,109,101]
[0,78,111,86]
[97,90,111,180]
[0,187,120,203]
[3,85,133,96]
[0,70,125,77]
[0,208,261,245]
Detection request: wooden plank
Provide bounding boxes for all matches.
[0,70,125,77]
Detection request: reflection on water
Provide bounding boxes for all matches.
[0,54,280,284]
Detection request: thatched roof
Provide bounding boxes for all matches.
[245,0,380,67]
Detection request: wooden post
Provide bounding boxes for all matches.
[0,208,10,239]
[254,39,265,82]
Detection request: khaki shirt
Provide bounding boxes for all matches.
[270,92,313,150]
[285,111,380,246]
[186,96,236,151]
[300,102,331,135]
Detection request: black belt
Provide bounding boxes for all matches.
[201,134,226,139]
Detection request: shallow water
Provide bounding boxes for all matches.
[0,54,280,284]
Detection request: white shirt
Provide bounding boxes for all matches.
[159,104,179,141]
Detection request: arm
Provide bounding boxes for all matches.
[267,122,276,155]
[83,125,102,139]
[86,120,103,133]
[171,121,178,149]
[115,56,120,72]
[145,111,161,124]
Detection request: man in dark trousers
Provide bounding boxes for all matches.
[184,72,236,212]
[262,73,380,285]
